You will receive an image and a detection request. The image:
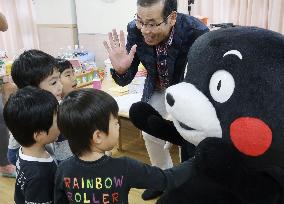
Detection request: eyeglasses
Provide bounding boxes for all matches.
[134,13,171,30]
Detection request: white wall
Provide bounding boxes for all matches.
[75,0,189,34]
[75,0,189,67]
[34,0,77,24]
[177,0,189,14]
[75,0,136,34]
[33,0,78,56]
[33,0,189,64]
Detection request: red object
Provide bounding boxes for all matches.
[230,117,272,156]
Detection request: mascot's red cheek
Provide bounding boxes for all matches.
[230,117,272,156]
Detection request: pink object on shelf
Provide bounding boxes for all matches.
[93,79,101,90]
[69,59,81,68]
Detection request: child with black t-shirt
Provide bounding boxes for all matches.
[53,59,77,163]
[3,86,60,204]
[55,88,194,204]
[7,49,63,165]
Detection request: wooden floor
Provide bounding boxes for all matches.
[0,120,180,204]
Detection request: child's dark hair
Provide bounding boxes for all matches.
[11,49,58,88]
[3,86,59,147]
[58,89,119,156]
[56,58,73,73]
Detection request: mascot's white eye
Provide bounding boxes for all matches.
[209,70,235,103]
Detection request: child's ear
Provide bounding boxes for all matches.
[92,130,104,144]
[33,131,47,143]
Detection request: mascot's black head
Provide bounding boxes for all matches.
[165,27,284,168]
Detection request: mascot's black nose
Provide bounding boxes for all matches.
[166,93,175,107]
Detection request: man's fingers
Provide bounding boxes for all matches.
[108,32,115,49]
[129,44,137,58]
[112,29,120,47]
[120,30,125,48]
[112,29,119,42]
[103,41,111,53]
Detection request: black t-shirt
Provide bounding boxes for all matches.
[54,155,193,204]
[53,134,73,163]
[15,148,57,204]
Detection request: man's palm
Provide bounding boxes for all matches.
[103,29,137,74]
[108,46,135,73]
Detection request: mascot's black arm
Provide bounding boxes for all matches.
[129,102,184,145]
[191,137,284,204]
[157,137,284,204]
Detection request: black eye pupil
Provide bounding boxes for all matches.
[217,80,221,91]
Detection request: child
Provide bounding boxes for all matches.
[56,58,113,158]
[56,59,77,97]
[53,58,77,163]
[3,86,59,203]
[54,89,193,203]
[0,11,16,177]
[0,12,8,31]
[7,49,63,165]
[0,94,15,177]
[11,50,62,99]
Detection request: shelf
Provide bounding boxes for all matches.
[75,69,95,78]
[77,81,93,88]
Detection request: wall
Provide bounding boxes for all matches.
[34,0,77,24]
[33,0,78,56]
[33,0,189,66]
[31,0,284,67]
[76,0,189,67]
[78,33,108,67]
[75,0,136,34]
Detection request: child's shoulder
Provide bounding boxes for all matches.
[57,155,76,168]
[17,155,57,180]
[18,149,56,170]
[111,156,145,168]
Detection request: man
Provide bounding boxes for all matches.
[103,0,209,200]
[0,11,16,178]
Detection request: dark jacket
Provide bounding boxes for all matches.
[111,13,209,102]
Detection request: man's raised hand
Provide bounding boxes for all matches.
[103,29,137,74]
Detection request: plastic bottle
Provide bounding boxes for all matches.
[104,58,113,81]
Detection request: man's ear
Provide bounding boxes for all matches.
[92,130,103,144]
[33,131,47,143]
[169,11,177,26]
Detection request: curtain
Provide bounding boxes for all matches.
[179,0,284,34]
[0,0,39,58]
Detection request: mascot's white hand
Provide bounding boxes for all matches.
[164,142,173,150]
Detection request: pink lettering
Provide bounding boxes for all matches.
[113,176,124,187]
